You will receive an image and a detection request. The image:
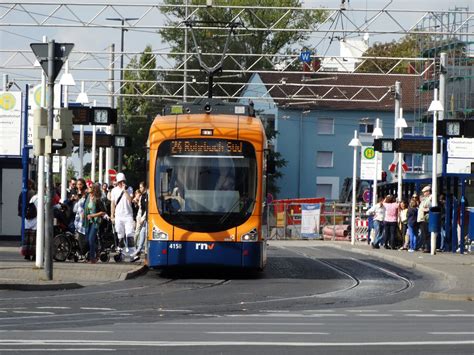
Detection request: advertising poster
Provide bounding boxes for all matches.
[300,203,321,239]
[0,91,22,156]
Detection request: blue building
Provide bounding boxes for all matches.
[241,72,430,200]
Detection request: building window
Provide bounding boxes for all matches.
[359,123,374,134]
[317,184,332,200]
[316,151,333,168]
[404,154,423,173]
[317,118,334,135]
[403,125,423,137]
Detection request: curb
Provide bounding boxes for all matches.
[0,282,83,291]
[320,243,473,302]
[120,264,148,281]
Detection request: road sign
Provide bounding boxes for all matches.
[361,146,382,180]
[108,169,117,181]
[30,42,74,82]
[299,50,311,63]
[362,189,370,203]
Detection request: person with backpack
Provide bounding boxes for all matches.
[111,173,135,258]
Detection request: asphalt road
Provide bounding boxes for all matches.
[0,245,472,354]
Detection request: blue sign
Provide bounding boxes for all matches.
[299,51,312,63]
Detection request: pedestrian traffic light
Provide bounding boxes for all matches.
[33,108,47,156]
[55,108,74,156]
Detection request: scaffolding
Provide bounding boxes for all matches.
[415,6,473,131]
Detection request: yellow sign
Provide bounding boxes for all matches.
[363,146,375,159]
[0,93,16,110]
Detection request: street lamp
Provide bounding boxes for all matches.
[428,88,444,255]
[76,81,89,178]
[348,130,362,245]
[371,118,383,206]
[106,17,139,172]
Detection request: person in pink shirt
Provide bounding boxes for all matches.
[383,195,399,249]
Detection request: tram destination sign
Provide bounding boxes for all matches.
[395,138,441,154]
[169,139,246,156]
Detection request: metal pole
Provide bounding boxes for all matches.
[372,118,382,206]
[36,36,47,269]
[2,74,7,90]
[394,81,402,201]
[117,19,125,172]
[431,88,439,256]
[183,0,188,101]
[297,112,302,198]
[98,147,103,184]
[106,43,115,184]
[79,82,85,178]
[91,125,96,181]
[60,60,69,202]
[20,84,29,250]
[439,53,447,121]
[351,130,359,245]
[44,40,55,280]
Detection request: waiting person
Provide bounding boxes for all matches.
[398,200,409,250]
[83,184,106,263]
[131,181,148,262]
[18,179,36,218]
[111,173,135,256]
[21,192,38,261]
[66,178,77,201]
[367,196,385,249]
[383,195,399,249]
[407,199,419,252]
[438,193,448,252]
[418,185,432,253]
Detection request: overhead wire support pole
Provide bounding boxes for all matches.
[44,39,55,281]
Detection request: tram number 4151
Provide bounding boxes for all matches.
[169,243,182,249]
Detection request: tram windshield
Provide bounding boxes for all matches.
[155,139,257,232]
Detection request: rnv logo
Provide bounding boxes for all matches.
[196,243,215,250]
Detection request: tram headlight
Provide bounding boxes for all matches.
[152,225,169,240]
[241,228,258,242]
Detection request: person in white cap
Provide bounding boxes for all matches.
[111,173,135,254]
[417,185,432,252]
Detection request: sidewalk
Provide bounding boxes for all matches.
[269,239,474,302]
[1,239,472,301]
[0,240,147,290]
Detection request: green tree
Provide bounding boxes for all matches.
[159,1,327,97]
[359,35,419,73]
[122,45,164,188]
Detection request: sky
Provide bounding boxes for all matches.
[0,1,471,176]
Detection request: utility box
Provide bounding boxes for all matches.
[33,108,47,156]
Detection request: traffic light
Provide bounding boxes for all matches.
[33,108,47,156]
[55,108,74,156]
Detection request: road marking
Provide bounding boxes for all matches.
[390,310,421,312]
[429,332,474,335]
[259,310,290,313]
[0,349,115,352]
[36,307,70,310]
[79,308,115,311]
[356,314,393,317]
[208,331,330,335]
[12,311,54,315]
[157,309,192,312]
[432,310,462,312]
[346,310,378,313]
[0,340,472,347]
[163,322,325,326]
[225,313,346,318]
[406,314,474,317]
[0,330,113,333]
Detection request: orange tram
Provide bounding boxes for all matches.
[146,99,268,269]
